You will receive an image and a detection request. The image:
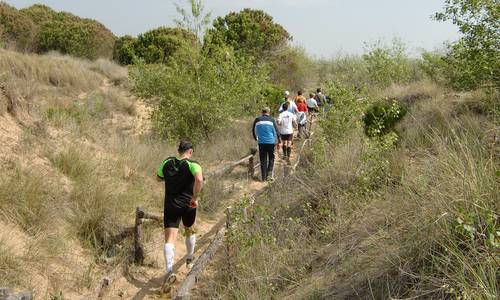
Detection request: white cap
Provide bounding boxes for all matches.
[284,91,290,97]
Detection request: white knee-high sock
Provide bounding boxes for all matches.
[164,243,175,273]
[185,235,196,260]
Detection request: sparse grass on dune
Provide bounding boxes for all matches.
[0,238,23,287]
[0,49,102,93]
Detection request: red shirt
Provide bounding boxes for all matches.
[297,102,308,112]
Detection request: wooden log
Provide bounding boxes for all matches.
[174,227,226,300]
[135,207,162,222]
[134,207,145,264]
[206,148,257,178]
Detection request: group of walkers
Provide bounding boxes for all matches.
[253,88,327,182]
[155,88,327,291]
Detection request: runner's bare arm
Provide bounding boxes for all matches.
[190,171,203,207]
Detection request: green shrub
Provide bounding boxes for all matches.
[320,82,369,141]
[21,4,116,59]
[130,44,268,141]
[267,46,315,90]
[113,35,137,65]
[260,83,284,111]
[316,54,369,88]
[419,50,448,84]
[434,0,499,91]
[0,2,38,51]
[362,100,407,137]
[206,8,291,59]
[134,27,198,64]
[363,39,416,87]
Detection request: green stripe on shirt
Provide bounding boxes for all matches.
[156,158,173,178]
[187,160,202,175]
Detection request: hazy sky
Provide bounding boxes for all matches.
[7,0,459,57]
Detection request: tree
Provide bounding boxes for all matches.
[205,9,291,59]
[363,39,414,87]
[129,45,268,141]
[21,4,116,59]
[134,27,198,64]
[434,0,499,90]
[0,2,38,51]
[174,0,211,43]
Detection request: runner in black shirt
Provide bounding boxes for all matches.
[156,140,203,289]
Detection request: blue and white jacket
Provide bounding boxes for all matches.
[252,115,279,145]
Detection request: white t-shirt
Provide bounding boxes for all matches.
[297,111,307,125]
[278,111,297,135]
[279,100,298,114]
[307,97,318,108]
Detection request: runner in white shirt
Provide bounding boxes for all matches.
[277,102,297,163]
[279,99,299,114]
[307,93,319,112]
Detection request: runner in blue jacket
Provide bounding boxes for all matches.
[252,107,280,181]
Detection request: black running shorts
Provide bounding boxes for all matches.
[281,134,293,141]
[164,200,197,228]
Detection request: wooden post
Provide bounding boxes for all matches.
[174,227,226,300]
[225,206,232,229]
[284,164,291,177]
[134,207,144,264]
[247,156,254,179]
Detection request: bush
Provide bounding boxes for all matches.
[206,8,291,59]
[113,35,137,65]
[0,2,38,51]
[134,27,198,64]
[260,83,284,112]
[267,46,315,90]
[362,100,407,137]
[434,0,499,91]
[20,4,116,59]
[419,50,448,84]
[316,54,369,88]
[130,44,268,141]
[320,82,369,141]
[363,39,418,87]
[37,19,115,59]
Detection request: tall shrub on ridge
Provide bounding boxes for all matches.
[130,45,268,141]
[205,8,291,60]
[0,2,38,51]
[21,4,116,59]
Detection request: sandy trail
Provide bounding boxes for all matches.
[105,138,305,299]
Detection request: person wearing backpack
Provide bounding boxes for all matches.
[156,140,204,290]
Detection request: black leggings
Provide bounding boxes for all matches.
[259,144,275,181]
